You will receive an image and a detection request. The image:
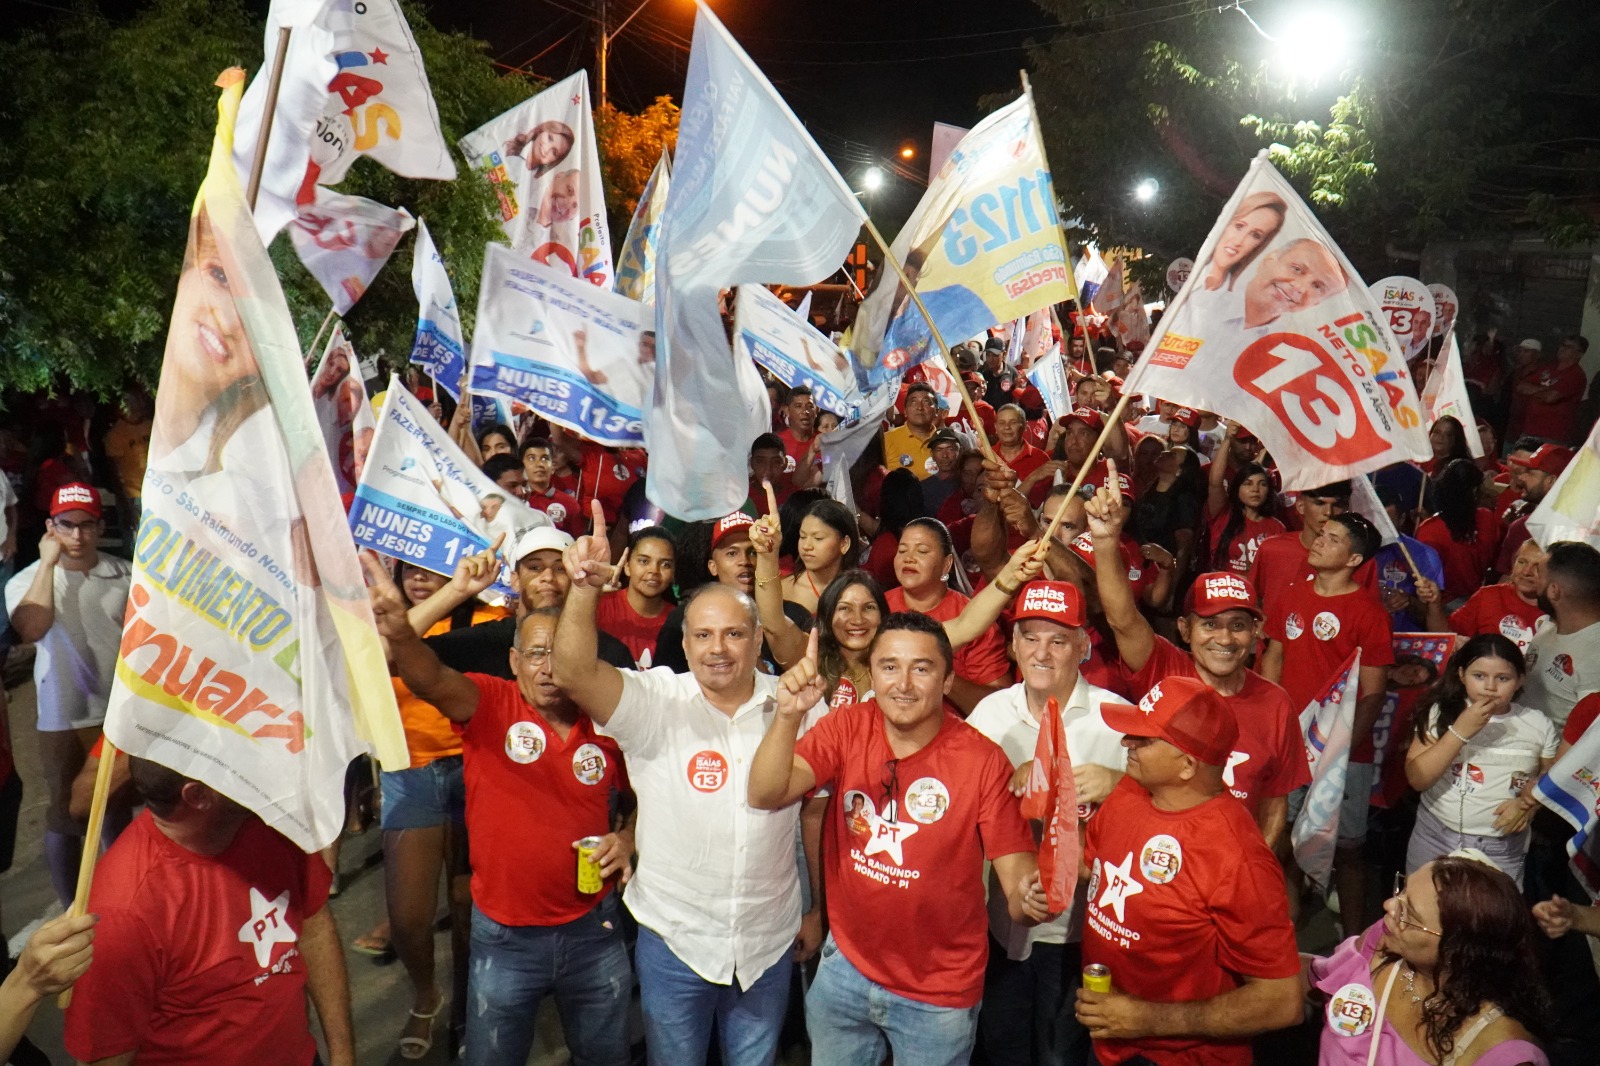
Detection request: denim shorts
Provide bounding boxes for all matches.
[380,754,465,830]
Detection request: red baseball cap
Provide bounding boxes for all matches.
[1170,407,1202,430]
[1101,676,1239,767]
[1081,462,1136,504]
[1516,444,1574,477]
[1012,580,1086,627]
[713,512,755,549]
[1015,384,1044,409]
[1063,407,1105,433]
[1183,572,1264,620]
[50,483,102,519]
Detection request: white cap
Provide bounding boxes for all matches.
[1518,338,1543,351]
[514,526,574,563]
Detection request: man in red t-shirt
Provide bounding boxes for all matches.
[1074,678,1302,1065]
[520,437,584,536]
[776,386,824,496]
[1249,480,1375,622]
[1516,335,1590,444]
[1260,513,1393,928]
[749,614,1049,1065]
[1089,467,1308,848]
[372,573,636,1066]
[64,759,353,1066]
[1497,444,1573,577]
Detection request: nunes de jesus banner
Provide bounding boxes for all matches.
[1122,152,1431,491]
[107,70,405,853]
[459,70,614,288]
[472,243,653,448]
[734,284,862,422]
[409,218,468,400]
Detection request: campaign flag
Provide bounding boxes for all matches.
[1292,650,1361,892]
[310,324,378,496]
[851,91,1074,385]
[471,243,651,448]
[1368,276,1436,364]
[821,381,896,513]
[409,219,467,400]
[1370,634,1455,808]
[648,2,865,520]
[351,379,548,601]
[288,187,414,314]
[928,121,968,181]
[736,285,860,420]
[1095,255,1125,315]
[1526,413,1600,550]
[1027,347,1073,421]
[1428,283,1459,340]
[1121,153,1430,491]
[1534,715,1600,899]
[234,1,338,243]
[1076,245,1109,308]
[109,70,405,853]
[1109,282,1151,348]
[1020,695,1079,913]
[1421,334,1485,457]
[1350,474,1401,546]
[459,71,614,288]
[615,151,671,304]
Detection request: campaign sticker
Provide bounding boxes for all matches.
[783,454,798,474]
[924,456,940,476]
[1284,612,1305,641]
[1138,833,1183,885]
[611,462,631,481]
[1499,615,1534,649]
[572,743,607,785]
[687,750,729,793]
[1312,611,1341,641]
[546,501,569,527]
[1511,770,1531,796]
[905,777,951,824]
[1451,762,1485,793]
[1086,857,1102,900]
[1327,982,1377,1036]
[898,453,913,468]
[505,721,547,765]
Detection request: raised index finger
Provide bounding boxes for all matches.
[764,479,780,517]
[1105,458,1123,508]
[805,626,819,664]
[589,498,607,544]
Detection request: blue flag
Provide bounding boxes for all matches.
[646,1,866,520]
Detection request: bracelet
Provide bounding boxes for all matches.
[755,576,778,589]
[995,581,1020,597]
[1446,724,1471,744]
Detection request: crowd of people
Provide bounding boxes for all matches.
[3,310,1600,1066]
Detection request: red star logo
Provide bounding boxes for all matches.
[369,47,389,64]
[571,94,581,106]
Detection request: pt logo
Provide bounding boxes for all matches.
[238,887,297,968]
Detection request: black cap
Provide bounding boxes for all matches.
[983,337,1007,353]
[928,428,962,448]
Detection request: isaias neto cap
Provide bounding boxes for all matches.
[1101,676,1238,767]
[50,483,102,520]
[712,512,756,549]
[1184,572,1264,620]
[1011,580,1086,628]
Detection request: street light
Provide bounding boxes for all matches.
[1275,7,1350,82]
[1134,178,1159,203]
[863,167,884,192]
[899,145,916,160]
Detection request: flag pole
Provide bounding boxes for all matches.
[57,740,120,1009]
[860,217,999,464]
[1037,390,1136,549]
[303,306,338,367]
[245,26,294,213]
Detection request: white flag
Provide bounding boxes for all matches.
[309,324,378,496]
[1526,419,1600,550]
[1292,650,1361,892]
[1421,335,1485,458]
[288,188,414,314]
[408,219,467,400]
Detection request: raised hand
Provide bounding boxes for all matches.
[606,547,631,591]
[749,480,783,557]
[1002,538,1045,589]
[1414,577,1442,606]
[564,499,613,588]
[448,531,506,601]
[1533,895,1573,939]
[361,552,412,642]
[1084,459,1127,540]
[777,629,824,719]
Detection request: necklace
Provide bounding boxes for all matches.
[1400,964,1425,1004]
[806,569,820,597]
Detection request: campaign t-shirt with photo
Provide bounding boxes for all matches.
[1125,637,1309,815]
[1207,510,1286,575]
[1082,779,1301,1066]
[1266,583,1394,761]
[525,485,585,535]
[1249,532,1376,623]
[1417,701,1558,837]
[459,674,628,926]
[795,702,1035,1008]
[1448,583,1548,654]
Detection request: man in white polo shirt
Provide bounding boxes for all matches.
[966,579,1128,1066]
[553,504,820,1066]
[6,483,132,908]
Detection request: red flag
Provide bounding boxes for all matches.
[1019,697,1079,911]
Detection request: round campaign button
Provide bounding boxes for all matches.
[1138,834,1183,885]
[1327,982,1377,1036]
[572,742,607,785]
[505,721,547,765]
[905,777,951,824]
[687,750,729,793]
[1312,611,1341,641]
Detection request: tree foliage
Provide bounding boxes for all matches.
[1022,0,1600,292]
[596,96,679,237]
[0,0,677,399]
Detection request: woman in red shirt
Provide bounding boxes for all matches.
[595,525,676,667]
[1206,428,1285,575]
[1415,459,1503,605]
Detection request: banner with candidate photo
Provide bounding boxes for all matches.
[1368,276,1436,364]
[310,324,378,496]
[289,187,415,314]
[850,90,1075,385]
[1292,649,1360,893]
[409,219,467,399]
[352,379,546,601]
[735,284,861,420]
[459,71,613,288]
[1526,412,1600,551]
[471,243,651,447]
[1122,153,1430,491]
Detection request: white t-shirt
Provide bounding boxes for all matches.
[967,675,1128,957]
[1419,701,1558,837]
[1521,618,1600,727]
[6,555,132,730]
[0,474,15,552]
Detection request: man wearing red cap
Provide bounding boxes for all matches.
[968,580,1129,1066]
[1496,443,1573,577]
[5,483,132,908]
[1074,678,1303,1065]
[1085,480,1308,849]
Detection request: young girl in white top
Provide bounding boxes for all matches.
[1404,634,1558,886]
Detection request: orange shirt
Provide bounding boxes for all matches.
[398,605,510,768]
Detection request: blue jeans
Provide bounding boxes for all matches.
[634,925,790,1066]
[465,895,632,1066]
[807,934,980,1066]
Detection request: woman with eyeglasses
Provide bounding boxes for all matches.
[1402,635,1557,887]
[1309,851,1549,1065]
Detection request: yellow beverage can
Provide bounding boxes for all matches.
[575,836,604,894]
[1083,964,1112,994]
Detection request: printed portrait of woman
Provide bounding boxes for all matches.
[504,119,575,179]
[1200,191,1287,292]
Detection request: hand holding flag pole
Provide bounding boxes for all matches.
[1036,392,1137,552]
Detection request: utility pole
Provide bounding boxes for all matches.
[597,0,609,111]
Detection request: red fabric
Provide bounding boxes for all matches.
[1448,583,1548,652]
[1249,531,1376,622]
[526,486,584,535]
[1265,584,1394,762]
[1083,779,1301,1066]
[1020,696,1078,911]
[596,589,669,667]
[63,813,330,1065]
[885,586,1012,686]
[1522,362,1589,443]
[1564,693,1600,746]
[795,703,1035,1007]
[459,675,628,926]
[865,530,899,589]
[936,491,983,529]
[996,442,1051,485]
[1126,638,1310,815]
[1414,510,1502,602]
[1207,510,1287,575]
[573,442,645,525]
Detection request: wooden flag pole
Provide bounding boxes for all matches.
[57,740,120,1009]
[245,26,294,213]
[860,217,999,464]
[1037,389,1137,550]
[303,306,338,367]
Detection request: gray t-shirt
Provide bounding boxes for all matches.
[6,555,132,730]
